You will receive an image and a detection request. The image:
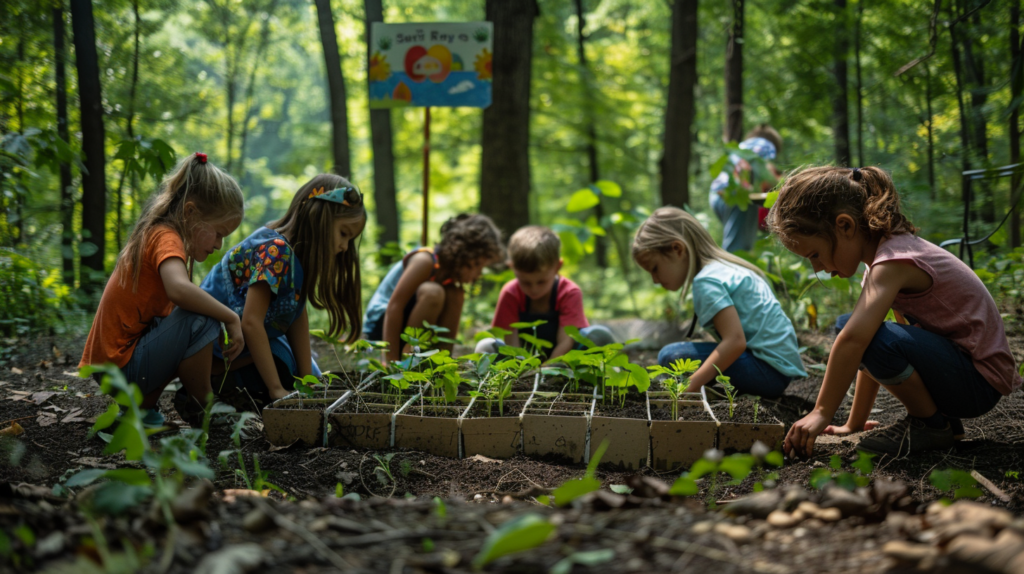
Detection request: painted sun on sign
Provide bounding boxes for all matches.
[369,22,493,109]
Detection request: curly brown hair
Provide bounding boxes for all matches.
[767,165,917,248]
[434,214,505,284]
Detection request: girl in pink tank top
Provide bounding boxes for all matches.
[767,165,1021,459]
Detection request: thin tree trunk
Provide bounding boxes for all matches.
[54,5,75,286]
[480,0,538,238]
[724,0,744,142]
[116,0,141,252]
[833,0,851,166]
[950,12,973,256]
[364,0,399,247]
[960,0,993,223]
[238,1,276,179]
[575,0,606,267]
[854,0,865,166]
[661,0,698,209]
[315,0,352,177]
[1011,0,1021,248]
[14,34,25,244]
[926,62,936,200]
[71,0,108,292]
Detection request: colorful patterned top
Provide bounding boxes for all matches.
[201,227,305,341]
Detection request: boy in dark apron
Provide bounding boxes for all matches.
[476,226,613,359]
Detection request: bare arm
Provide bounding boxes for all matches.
[823,370,881,435]
[240,282,289,401]
[159,257,243,361]
[286,307,313,378]
[382,253,435,363]
[687,306,746,392]
[548,327,574,360]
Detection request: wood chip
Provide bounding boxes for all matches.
[971,470,1011,503]
[468,454,502,464]
[10,367,23,375]
[36,412,58,427]
[71,457,117,470]
[62,371,80,378]
[43,404,68,413]
[61,408,86,424]
[30,391,56,405]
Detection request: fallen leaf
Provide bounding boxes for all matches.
[30,392,56,405]
[468,454,502,465]
[62,408,86,424]
[10,367,23,375]
[43,404,68,413]
[37,360,51,370]
[36,412,58,427]
[9,390,30,395]
[0,422,24,436]
[71,457,118,470]
[268,440,299,452]
[62,371,79,378]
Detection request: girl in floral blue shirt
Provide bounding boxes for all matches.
[201,174,366,408]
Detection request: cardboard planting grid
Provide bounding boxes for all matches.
[649,392,719,471]
[710,401,786,453]
[459,398,529,460]
[521,396,593,464]
[263,398,331,446]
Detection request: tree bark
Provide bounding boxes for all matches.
[832,0,851,166]
[661,0,698,209]
[70,0,108,291]
[950,10,974,260]
[926,62,936,201]
[854,0,865,167]
[1011,0,1021,248]
[724,0,744,143]
[315,0,352,177]
[14,34,25,244]
[575,0,606,267]
[364,0,399,246]
[54,5,75,286]
[480,0,538,238]
[960,0,993,223]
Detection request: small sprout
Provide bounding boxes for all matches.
[713,364,736,418]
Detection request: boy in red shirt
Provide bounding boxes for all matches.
[476,226,614,359]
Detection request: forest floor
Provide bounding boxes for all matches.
[3,309,1024,572]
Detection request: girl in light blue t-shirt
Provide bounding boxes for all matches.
[632,206,806,398]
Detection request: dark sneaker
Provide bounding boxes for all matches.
[948,417,965,441]
[172,388,206,427]
[857,416,955,457]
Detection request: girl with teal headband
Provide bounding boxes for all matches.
[196,174,366,410]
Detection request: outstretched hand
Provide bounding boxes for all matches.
[822,421,880,435]
[784,411,830,459]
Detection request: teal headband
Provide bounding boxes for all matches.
[307,185,362,207]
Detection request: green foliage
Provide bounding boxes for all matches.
[550,549,615,574]
[648,358,701,420]
[929,469,983,500]
[0,247,74,337]
[669,447,784,502]
[472,513,556,570]
[809,452,876,491]
[710,143,779,211]
[552,439,608,507]
[713,365,736,419]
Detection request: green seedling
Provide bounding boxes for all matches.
[510,319,552,358]
[670,446,785,506]
[752,396,761,425]
[929,469,983,500]
[551,439,608,507]
[809,451,875,491]
[472,513,556,570]
[373,453,397,487]
[713,364,736,418]
[648,358,701,420]
[217,324,231,393]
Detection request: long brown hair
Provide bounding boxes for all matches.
[434,214,505,284]
[767,165,917,248]
[269,174,365,342]
[632,206,766,303]
[118,152,243,291]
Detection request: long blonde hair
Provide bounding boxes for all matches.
[269,174,365,342]
[118,153,243,291]
[632,206,766,304]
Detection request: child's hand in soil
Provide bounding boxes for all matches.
[268,386,291,402]
[223,318,245,362]
[823,421,880,435]
[784,410,830,459]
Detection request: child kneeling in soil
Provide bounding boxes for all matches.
[363,214,505,364]
[475,225,615,360]
[199,175,366,410]
[632,207,807,399]
[79,152,245,427]
[770,166,1021,458]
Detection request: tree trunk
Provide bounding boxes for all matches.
[71,0,108,292]
[314,0,352,177]
[926,62,936,201]
[237,2,276,180]
[575,0,606,267]
[364,0,399,247]
[661,0,698,209]
[960,0,993,223]
[54,5,75,286]
[14,34,25,244]
[480,0,538,238]
[1011,0,1021,248]
[116,0,141,252]
[950,12,974,260]
[854,0,865,166]
[724,0,744,143]
[832,0,851,166]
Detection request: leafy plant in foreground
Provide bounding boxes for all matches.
[219,412,284,494]
[647,358,701,420]
[809,452,876,491]
[929,469,983,500]
[670,446,785,505]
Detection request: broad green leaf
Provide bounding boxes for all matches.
[511,320,547,329]
[90,404,120,436]
[809,468,833,490]
[103,468,153,486]
[764,190,779,209]
[609,485,633,494]
[519,333,553,349]
[567,188,600,212]
[552,477,601,507]
[550,549,615,574]
[103,417,147,461]
[719,455,755,481]
[851,451,875,475]
[593,180,622,197]
[472,513,556,569]
[829,454,843,471]
[624,364,650,393]
[686,458,716,480]
[765,451,784,467]
[92,482,152,515]
[66,468,110,488]
[668,476,698,496]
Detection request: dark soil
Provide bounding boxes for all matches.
[649,403,718,422]
[525,401,592,415]
[464,400,526,418]
[709,401,783,425]
[399,405,465,418]
[591,400,650,420]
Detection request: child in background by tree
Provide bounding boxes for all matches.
[475,225,614,359]
[710,124,783,253]
[79,152,245,427]
[632,206,807,399]
[770,166,1021,458]
[363,214,505,364]
[199,175,366,410]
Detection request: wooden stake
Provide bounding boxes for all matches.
[422,106,431,247]
[970,470,1011,503]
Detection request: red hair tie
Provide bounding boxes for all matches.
[195,152,207,164]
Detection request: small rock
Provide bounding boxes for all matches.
[767,510,800,528]
[933,500,1012,531]
[501,495,513,504]
[814,507,842,522]
[781,486,810,511]
[792,527,807,538]
[626,475,670,498]
[419,460,426,466]
[883,540,937,564]
[307,517,331,532]
[797,501,820,516]
[473,494,484,500]
[195,543,265,574]
[820,486,872,516]
[691,520,714,535]
[242,508,274,534]
[714,523,752,544]
[946,531,1024,572]
[33,532,64,558]
[721,490,781,519]
[802,518,824,529]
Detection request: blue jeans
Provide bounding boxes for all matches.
[121,308,220,395]
[835,314,1001,418]
[710,191,760,254]
[657,342,793,399]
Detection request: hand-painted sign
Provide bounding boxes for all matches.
[369,22,493,109]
